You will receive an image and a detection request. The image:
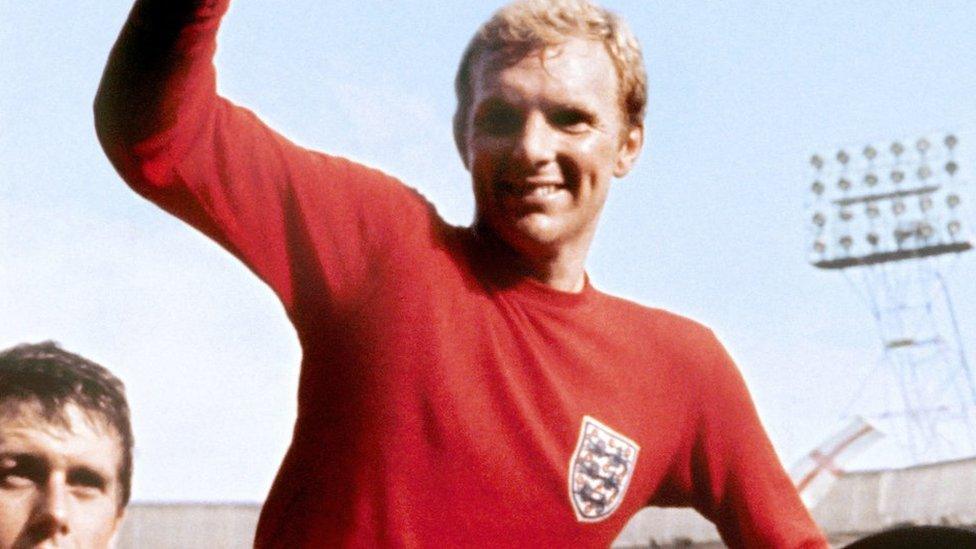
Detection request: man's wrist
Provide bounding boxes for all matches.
[130,0,229,33]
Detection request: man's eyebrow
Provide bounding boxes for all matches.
[67,465,110,489]
[546,98,597,112]
[474,97,514,112]
[0,451,38,461]
[0,452,48,477]
[549,102,595,115]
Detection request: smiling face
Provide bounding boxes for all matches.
[0,402,124,549]
[463,38,643,266]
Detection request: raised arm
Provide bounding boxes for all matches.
[94,0,228,185]
[94,0,435,318]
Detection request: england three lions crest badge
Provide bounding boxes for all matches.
[568,416,640,522]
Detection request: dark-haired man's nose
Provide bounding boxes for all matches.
[24,479,70,543]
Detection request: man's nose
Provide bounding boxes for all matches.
[514,113,558,166]
[29,479,70,540]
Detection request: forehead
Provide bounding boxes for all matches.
[0,401,123,478]
[469,38,620,108]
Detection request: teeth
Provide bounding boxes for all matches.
[504,184,559,197]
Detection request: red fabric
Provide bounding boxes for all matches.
[96,2,828,547]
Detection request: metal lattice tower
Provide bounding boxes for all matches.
[806,133,976,467]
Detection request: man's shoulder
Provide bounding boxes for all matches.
[595,290,709,331]
[593,290,723,355]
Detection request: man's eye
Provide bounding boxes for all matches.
[0,464,35,488]
[70,485,103,499]
[68,469,107,494]
[474,107,522,136]
[550,109,592,131]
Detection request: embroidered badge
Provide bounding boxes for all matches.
[568,415,640,522]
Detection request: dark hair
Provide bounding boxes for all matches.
[844,525,976,549]
[0,341,133,509]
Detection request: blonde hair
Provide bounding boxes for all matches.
[453,0,647,155]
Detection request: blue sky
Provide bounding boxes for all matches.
[3,1,975,502]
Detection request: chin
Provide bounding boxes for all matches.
[501,216,568,254]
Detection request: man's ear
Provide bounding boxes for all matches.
[613,125,644,178]
[453,110,471,171]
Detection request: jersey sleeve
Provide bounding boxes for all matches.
[94,0,437,320]
[657,328,829,549]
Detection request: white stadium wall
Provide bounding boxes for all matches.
[118,459,976,548]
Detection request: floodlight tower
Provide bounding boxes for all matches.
[806,133,976,466]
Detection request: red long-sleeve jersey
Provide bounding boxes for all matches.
[95,1,828,547]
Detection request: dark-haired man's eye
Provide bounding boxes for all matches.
[68,469,107,491]
[0,458,38,488]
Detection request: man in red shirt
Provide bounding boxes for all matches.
[96,0,827,546]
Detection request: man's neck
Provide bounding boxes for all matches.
[473,225,590,293]
[525,252,587,292]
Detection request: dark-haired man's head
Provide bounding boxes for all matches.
[0,342,133,548]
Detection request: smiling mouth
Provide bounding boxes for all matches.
[498,181,565,199]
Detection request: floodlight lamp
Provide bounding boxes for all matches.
[866,232,880,246]
[947,220,962,236]
[811,180,825,195]
[918,222,934,239]
[919,195,933,211]
[866,204,880,218]
[864,173,879,186]
[838,177,852,191]
[917,165,932,180]
[892,200,906,215]
[810,155,824,170]
[837,150,850,164]
[839,209,854,222]
[894,228,911,244]
[916,138,931,153]
[812,212,827,227]
[891,142,905,156]
[891,170,905,183]
[863,146,878,160]
[947,194,961,208]
[945,134,958,149]
[946,161,959,176]
[839,235,853,250]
